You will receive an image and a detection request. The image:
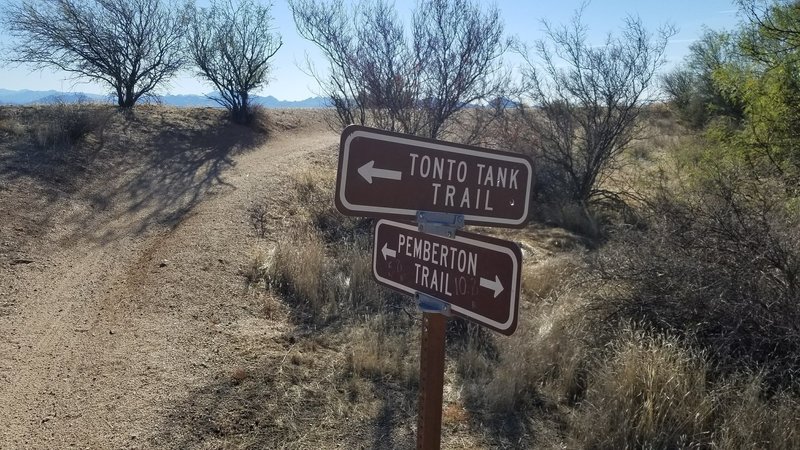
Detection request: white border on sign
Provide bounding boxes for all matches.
[340,129,533,226]
[372,219,519,332]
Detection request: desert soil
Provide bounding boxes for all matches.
[0,107,343,448]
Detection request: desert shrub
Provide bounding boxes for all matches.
[713,375,800,449]
[30,101,106,150]
[246,103,271,133]
[589,164,800,390]
[0,108,26,136]
[511,7,674,240]
[293,168,371,243]
[248,202,271,238]
[188,0,281,125]
[569,327,713,448]
[291,0,508,140]
[661,29,745,129]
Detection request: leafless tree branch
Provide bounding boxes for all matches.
[3,0,189,107]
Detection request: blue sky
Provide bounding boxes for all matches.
[0,0,740,101]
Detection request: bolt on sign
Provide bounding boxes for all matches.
[373,219,521,335]
[335,125,534,227]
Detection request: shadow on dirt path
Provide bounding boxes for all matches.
[60,110,267,245]
[150,349,417,449]
[0,106,267,249]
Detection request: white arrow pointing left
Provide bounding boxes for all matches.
[480,275,504,298]
[358,160,403,184]
[381,243,397,260]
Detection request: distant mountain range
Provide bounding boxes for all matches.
[0,89,328,108]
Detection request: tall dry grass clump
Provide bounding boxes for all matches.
[267,227,333,322]
[569,328,713,448]
[713,376,800,449]
[31,100,108,150]
[294,167,368,243]
[262,160,404,327]
[482,278,590,411]
[346,317,419,385]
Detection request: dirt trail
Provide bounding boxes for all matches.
[0,116,336,448]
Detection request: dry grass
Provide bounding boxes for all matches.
[267,227,334,322]
[0,111,26,137]
[481,276,590,412]
[522,254,582,302]
[292,166,370,244]
[713,377,800,449]
[569,328,713,448]
[243,246,270,287]
[30,101,110,149]
[346,322,419,384]
[244,106,800,448]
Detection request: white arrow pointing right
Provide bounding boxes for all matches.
[480,275,504,298]
[381,243,397,260]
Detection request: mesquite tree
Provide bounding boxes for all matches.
[290,0,508,140]
[3,0,189,107]
[519,9,675,205]
[188,0,282,123]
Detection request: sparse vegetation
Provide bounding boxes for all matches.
[3,0,190,107]
[3,0,800,448]
[290,0,509,141]
[188,0,282,124]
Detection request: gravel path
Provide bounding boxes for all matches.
[0,109,336,448]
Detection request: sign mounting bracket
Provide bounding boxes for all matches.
[415,292,452,316]
[416,211,464,238]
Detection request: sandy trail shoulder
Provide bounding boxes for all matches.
[0,113,336,448]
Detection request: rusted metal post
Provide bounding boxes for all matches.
[416,312,447,450]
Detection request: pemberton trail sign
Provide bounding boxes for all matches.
[373,219,521,335]
[336,125,533,227]
[333,125,532,449]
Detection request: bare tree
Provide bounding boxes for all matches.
[188,0,282,124]
[518,8,675,206]
[413,0,507,139]
[289,0,508,141]
[3,0,189,107]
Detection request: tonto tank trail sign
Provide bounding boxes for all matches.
[335,125,534,227]
[373,219,521,335]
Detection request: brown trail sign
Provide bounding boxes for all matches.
[335,125,534,227]
[334,125,530,448]
[373,219,521,335]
